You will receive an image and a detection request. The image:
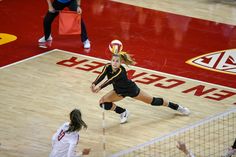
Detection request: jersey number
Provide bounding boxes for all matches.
[58,130,65,141]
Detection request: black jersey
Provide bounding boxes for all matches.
[93,63,139,97]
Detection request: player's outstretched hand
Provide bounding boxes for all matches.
[90,84,96,93]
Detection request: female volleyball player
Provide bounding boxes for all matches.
[90,40,190,124]
[49,109,90,157]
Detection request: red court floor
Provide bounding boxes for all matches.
[0,0,235,88]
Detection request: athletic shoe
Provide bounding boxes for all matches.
[83,39,91,49]
[177,105,190,115]
[120,109,130,124]
[38,35,53,43]
[38,40,52,48]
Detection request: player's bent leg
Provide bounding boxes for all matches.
[99,90,129,123]
[99,90,123,103]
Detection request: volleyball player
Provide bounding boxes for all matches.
[90,41,190,124]
[49,109,90,157]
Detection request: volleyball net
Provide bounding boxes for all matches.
[111,108,236,157]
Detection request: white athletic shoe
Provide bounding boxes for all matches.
[38,35,53,43]
[177,105,190,115]
[83,39,91,49]
[120,109,130,124]
[38,40,52,48]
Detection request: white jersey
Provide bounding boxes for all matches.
[49,122,81,157]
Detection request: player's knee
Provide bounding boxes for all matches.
[151,97,164,106]
[100,102,113,110]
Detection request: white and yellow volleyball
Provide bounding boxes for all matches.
[109,39,123,54]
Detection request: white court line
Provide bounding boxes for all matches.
[0,48,235,92]
[0,49,57,70]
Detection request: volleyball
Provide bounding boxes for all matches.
[109,39,123,53]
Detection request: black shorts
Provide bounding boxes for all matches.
[114,84,140,98]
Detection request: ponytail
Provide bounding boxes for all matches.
[66,109,87,133]
[120,51,136,65]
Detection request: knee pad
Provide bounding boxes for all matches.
[100,102,113,110]
[151,97,164,106]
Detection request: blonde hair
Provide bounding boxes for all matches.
[113,51,136,66]
[110,41,136,65]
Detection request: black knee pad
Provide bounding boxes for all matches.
[100,102,113,110]
[151,97,164,106]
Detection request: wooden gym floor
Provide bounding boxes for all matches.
[0,0,235,156]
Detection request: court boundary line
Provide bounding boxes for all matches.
[0,49,56,70]
[0,48,235,92]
